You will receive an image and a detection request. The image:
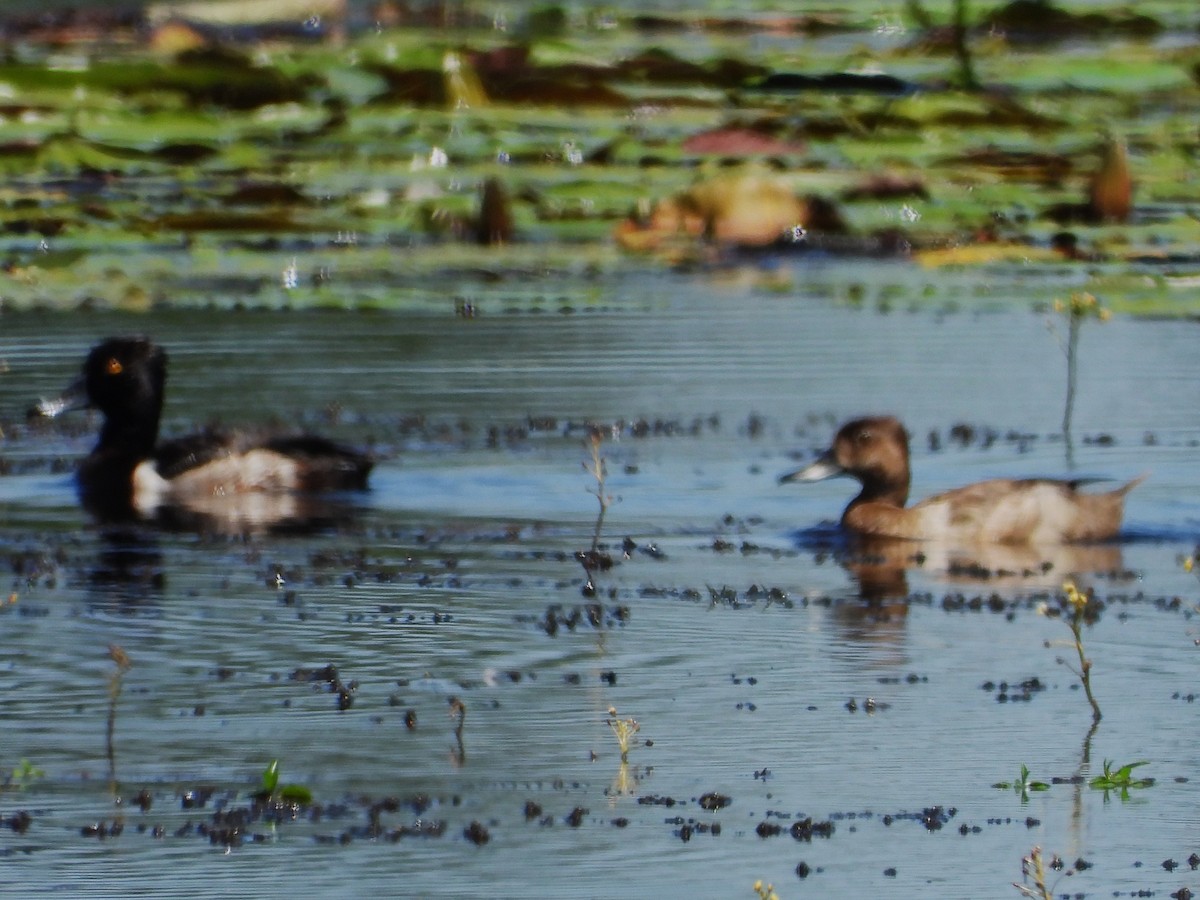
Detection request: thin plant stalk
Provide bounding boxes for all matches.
[449,696,466,767]
[1013,846,1054,900]
[106,644,132,792]
[1048,292,1110,446]
[584,429,611,554]
[1061,581,1102,724]
[952,0,980,90]
[1062,312,1079,437]
[605,706,639,763]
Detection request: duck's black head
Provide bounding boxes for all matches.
[84,337,167,455]
[85,334,165,415]
[38,336,168,457]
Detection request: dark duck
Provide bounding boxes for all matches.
[35,336,372,527]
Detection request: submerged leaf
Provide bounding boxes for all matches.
[278,784,314,804]
[260,759,280,794]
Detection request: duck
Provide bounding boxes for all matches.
[34,336,372,525]
[780,416,1143,545]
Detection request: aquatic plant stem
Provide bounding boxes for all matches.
[1013,846,1053,900]
[952,0,980,90]
[1049,292,1109,462]
[1062,313,1079,439]
[585,430,610,554]
[449,696,466,766]
[106,644,132,793]
[605,706,639,763]
[1062,582,1102,724]
[1073,622,1101,724]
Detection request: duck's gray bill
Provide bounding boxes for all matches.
[778,455,844,484]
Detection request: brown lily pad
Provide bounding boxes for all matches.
[981,0,1162,42]
[841,174,929,202]
[681,127,804,157]
[225,183,311,207]
[152,211,307,233]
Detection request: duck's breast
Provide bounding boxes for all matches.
[131,460,171,515]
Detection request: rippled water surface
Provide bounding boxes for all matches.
[1,268,1199,898]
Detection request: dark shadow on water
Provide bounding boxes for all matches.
[786,522,851,554]
[788,523,915,607]
[1118,523,1200,545]
[87,527,167,608]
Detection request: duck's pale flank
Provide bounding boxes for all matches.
[781,416,1143,544]
[36,336,372,523]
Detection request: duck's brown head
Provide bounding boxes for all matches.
[780,416,911,508]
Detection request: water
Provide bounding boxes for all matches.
[1,267,1199,898]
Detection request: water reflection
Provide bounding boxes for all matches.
[797,527,1125,601]
[149,492,370,537]
[87,526,167,607]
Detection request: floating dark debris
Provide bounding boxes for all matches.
[564,807,588,828]
[289,663,357,711]
[674,819,721,842]
[2,811,32,834]
[697,792,731,811]
[533,603,630,636]
[982,676,1047,703]
[755,820,782,838]
[637,795,679,808]
[880,806,956,832]
[463,821,490,845]
[81,820,124,839]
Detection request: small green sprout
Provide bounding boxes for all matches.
[605,706,640,763]
[258,759,313,805]
[5,759,45,791]
[261,759,281,794]
[993,764,1050,801]
[1089,759,1153,797]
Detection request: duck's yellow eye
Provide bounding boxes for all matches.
[105,358,123,375]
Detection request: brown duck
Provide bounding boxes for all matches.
[781,416,1143,544]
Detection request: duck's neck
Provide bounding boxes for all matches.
[97,414,160,460]
[848,470,910,512]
